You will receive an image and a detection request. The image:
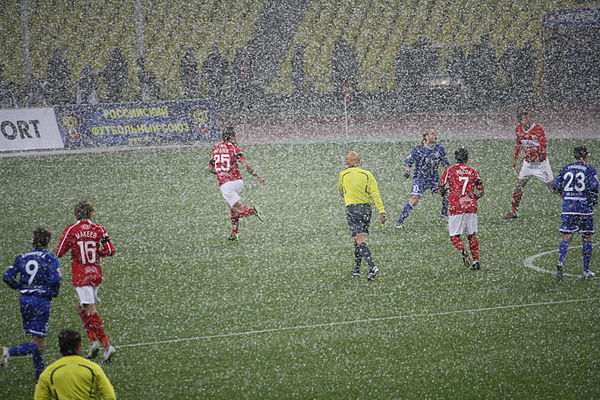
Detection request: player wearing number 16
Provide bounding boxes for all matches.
[209,126,266,240]
[2,228,62,380]
[439,148,485,270]
[56,200,117,364]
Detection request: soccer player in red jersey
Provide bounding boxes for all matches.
[439,148,485,270]
[209,126,266,240]
[502,111,554,219]
[56,200,116,364]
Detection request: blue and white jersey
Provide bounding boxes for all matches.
[3,249,62,299]
[404,144,450,181]
[553,161,599,215]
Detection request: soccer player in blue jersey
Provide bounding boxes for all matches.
[396,129,450,227]
[1,228,62,380]
[553,146,599,281]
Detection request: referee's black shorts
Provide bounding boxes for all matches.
[345,203,372,237]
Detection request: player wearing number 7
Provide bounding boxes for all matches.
[2,228,62,380]
[209,126,266,240]
[56,200,116,364]
[439,148,485,270]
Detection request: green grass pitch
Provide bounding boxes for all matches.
[1,138,599,399]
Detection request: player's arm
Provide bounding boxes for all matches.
[2,261,21,290]
[98,231,115,257]
[49,256,62,298]
[208,157,217,175]
[512,135,522,168]
[551,170,564,196]
[438,168,449,195]
[239,158,266,185]
[55,227,72,258]
[474,178,485,199]
[96,367,117,400]
[33,372,51,400]
[537,130,548,161]
[367,173,386,222]
[337,173,344,197]
[403,151,415,178]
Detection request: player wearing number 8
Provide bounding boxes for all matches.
[439,148,485,270]
[56,200,117,364]
[2,228,62,380]
[552,146,599,280]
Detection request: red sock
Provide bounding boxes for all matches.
[87,313,109,348]
[230,210,240,234]
[450,236,464,251]
[79,310,96,342]
[239,206,255,217]
[511,191,522,213]
[469,236,480,261]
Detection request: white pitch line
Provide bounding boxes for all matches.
[523,245,598,279]
[117,297,600,349]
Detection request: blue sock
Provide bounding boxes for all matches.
[9,342,37,357]
[582,241,592,272]
[558,239,570,265]
[397,204,413,224]
[33,348,44,381]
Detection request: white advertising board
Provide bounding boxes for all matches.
[0,108,65,151]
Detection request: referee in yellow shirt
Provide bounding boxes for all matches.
[34,329,116,400]
[338,151,387,280]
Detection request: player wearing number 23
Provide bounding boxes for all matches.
[56,200,117,364]
[552,146,599,280]
[2,228,62,380]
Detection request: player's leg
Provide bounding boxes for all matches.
[31,336,45,380]
[504,178,528,218]
[448,215,470,268]
[581,215,594,278]
[7,297,49,379]
[466,214,480,270]
[351,205,378,280]
[396,194,421,227]
[352,242,362,277]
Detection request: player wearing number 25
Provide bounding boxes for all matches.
[2,228,62,380]
[439,148,485,271]
[56,200,117,365]
[209,126,266,240]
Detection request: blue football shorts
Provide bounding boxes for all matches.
[345,203,372,237]
[559,214,595,235]
[20,295,51,337]
[411,177,440,197]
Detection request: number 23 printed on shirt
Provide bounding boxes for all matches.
[563,171,586,192]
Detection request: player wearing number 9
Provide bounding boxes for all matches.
[56,200,117,364]
[2,228,62,380]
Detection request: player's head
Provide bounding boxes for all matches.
[58,329,82,356]
[345,151,361,167]
[74,200,94,220]
[222,126,236,142]
[517,111,531,125]
[32,227,51,249]
[574,146,589,161]
[455,148,469,163]
[422,129,438,145]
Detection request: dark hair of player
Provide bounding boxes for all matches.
[222,126,236,142]
[574,146,589,160]
[455,148,469,163]
[74,200,94,220]
[58,329,81,356]
[32,228,51,249]
[517,111,529,121]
